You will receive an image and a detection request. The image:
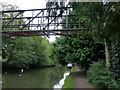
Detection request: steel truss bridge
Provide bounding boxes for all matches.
[1,7,88,37]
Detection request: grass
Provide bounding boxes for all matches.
[62,75,73,89]
[62,67,77,89]
[67,66,77,72]
[71,67,77,71]
[0,56,2,59]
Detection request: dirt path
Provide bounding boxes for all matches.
[70,67,95,89]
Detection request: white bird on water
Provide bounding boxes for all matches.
[21,69,24,73]
[19,69,24,77]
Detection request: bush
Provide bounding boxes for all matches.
[87,61,119,88]
[53,35,105,68]
[2,36,54,69]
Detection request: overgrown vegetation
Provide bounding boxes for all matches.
[2,36,54,69]
[68,2,120,88]
[109,36,120,79]
[87,61,120,88]
[53,2,120,88]
[53,35,105,70]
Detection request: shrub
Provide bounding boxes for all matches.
[53,35,105,68]
[87,61,119,88]
[3,36,54,69]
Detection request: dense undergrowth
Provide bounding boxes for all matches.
[87,61,120,88]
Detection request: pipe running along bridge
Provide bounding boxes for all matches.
[1,6,89,37]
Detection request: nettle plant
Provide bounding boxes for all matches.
[109,36,120,80]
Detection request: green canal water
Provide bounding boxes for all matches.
[2,66,66,88]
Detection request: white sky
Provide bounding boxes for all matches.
[0,0,46,9]
[0,0,57,42]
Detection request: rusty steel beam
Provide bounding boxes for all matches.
[2,29,87,36]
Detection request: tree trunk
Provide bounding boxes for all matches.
[104,40,110,68]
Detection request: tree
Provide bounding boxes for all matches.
[0,2,19,11]
[3,36,54,69]
[1,2,19,61]
[1,3,54,68]
[46,1,65,16]
[53,34,105,69]
[69,2,120,76]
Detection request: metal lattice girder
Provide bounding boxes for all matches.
[2,29,89,36]
[1,7,88,36]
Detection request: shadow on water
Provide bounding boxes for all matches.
[2,66,66,88]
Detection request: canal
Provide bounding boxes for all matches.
[2,66,66,88]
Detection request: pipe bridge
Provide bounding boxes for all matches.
[1,7,88,36]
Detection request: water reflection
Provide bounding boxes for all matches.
[2,66,66,88]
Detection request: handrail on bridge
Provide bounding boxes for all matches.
[1,7,89,36]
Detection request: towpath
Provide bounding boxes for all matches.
[70,66,96,89]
